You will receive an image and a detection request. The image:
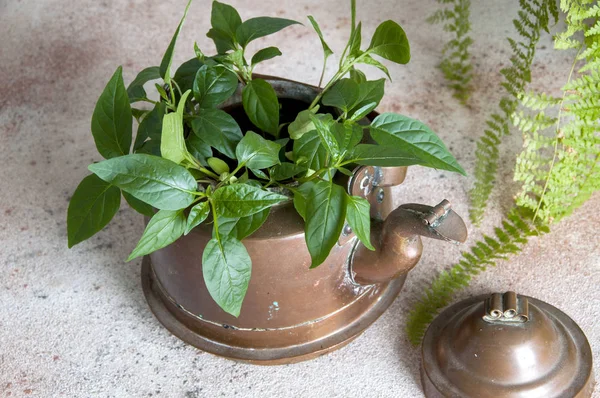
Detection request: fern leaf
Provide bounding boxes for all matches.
[407,0,600,348]
[469,0,557,225]
[428,0,474,104]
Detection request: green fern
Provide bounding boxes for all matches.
[407,0,600,346]
[428,0,474,104]
[469,0,558,225]
[514,0,600,224]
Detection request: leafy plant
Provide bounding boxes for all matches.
[468,0,558,225]
[67,0,465,317]
[427,0,474,104]
[407,0,600,345]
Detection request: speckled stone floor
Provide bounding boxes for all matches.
[1,0,598,397]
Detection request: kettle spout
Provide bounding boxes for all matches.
[350,200,467,285]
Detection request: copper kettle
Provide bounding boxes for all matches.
[141,76,468,364]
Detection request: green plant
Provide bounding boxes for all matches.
[469,0,558,224]
[407,0,600,345]
[67,0,465,317]
[514,0,600,223]
[427,0,473,104]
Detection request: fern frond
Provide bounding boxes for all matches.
[515,0,600,225]
[406,207,547,346]
[518,91,562,110]
[407,0,600,347]
[468,0,557,225]
[428,0,474,104]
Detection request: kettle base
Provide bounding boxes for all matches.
[141,256,407,365]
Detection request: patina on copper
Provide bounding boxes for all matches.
[421,292,595,397]
[141,75,468,364]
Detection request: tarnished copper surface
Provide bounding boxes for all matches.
[142,256,407,364]
[350,200,468,285]
[142,75,468,364]
[421,293,595,397]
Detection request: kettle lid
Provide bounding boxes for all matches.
[421,292,594,397]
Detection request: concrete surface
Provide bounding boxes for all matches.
[1,0,598,397]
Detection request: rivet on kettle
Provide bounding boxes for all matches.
[376,188,385,203]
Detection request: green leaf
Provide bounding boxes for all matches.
[191,109,243,158]
[213,184,288,218]
[210,0,242,42]
[91,66,132,159]
[235,131,281,169]
[127,209,186,260]
[251,47,282,66]
[67,174,121,248]
[370,113,466,174]
[174,58,204,94]
[293,131,327,170]
[304,179,347,267]
[131,108,148,122]
[193,64,238,108]
[207,28,236,54]
[331,122,363,151]
[250,169,269,180]
[346,144,422,166]
[349,68,367,84]
[350,0,357,34]
[307,16,333,58]
[321,78,359,113]
[346,195,374,250]
[358,54,391,80]
[292,181,315,221]
[194,42,206,61]
[309,113,339,158]
[160,112,189,166]
[185,201,210,235]
[216,208,270,240]
[236,17,301,48]
[354,79,385,112]
[155,83,169,102]
[367,20,410,64]
[348,22,362,57]
[88,154,198,210]
[207,157,230,174]
[123,191,155,217]
[270,162,306,181]
[134,102,166,151]
[186,134,212,166]
[127,66,161,103]
[289,108,318,140]
[159,0,193,82]
[349,102,377,122]
[202,236,251,317]
[160,90,197,168]
[242,79,280,135]
[136,139,161,156]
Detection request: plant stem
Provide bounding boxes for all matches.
[297,167,330,183]
[309,53,369,110]
[318,56,328,88]
[139,98,159,106]
[309,70,343,109]
[195,166,220,180]
[172,79,183,99]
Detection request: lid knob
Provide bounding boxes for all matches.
[483,291,529,323]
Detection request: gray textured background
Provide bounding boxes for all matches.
[1,0,598,397]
